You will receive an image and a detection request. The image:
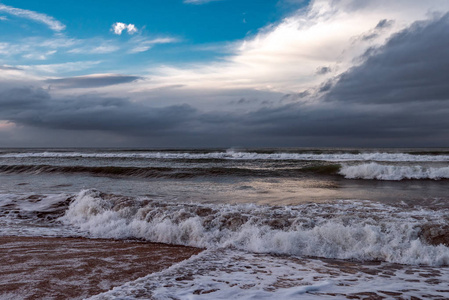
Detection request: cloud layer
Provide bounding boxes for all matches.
[1,0,449,147]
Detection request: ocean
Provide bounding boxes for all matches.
[0,148,448,299]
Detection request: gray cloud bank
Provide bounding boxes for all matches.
[45,74,141,88]
[1,14,449,147]
[0,86,196,134]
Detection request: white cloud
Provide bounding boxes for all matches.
[0,65,41,82]
[68,43,120,54]
[39,38,77,49]
[139,0,449,95]
[23,50,57,61]
[19,61,102,75]
[126,24,138,34]
[0,4,65,32]
[112,22,127,35]
[0,16,7,21]
[129,37,178,53]
[0,37,76,59]
[112,22,138,35]
[0,41,31,56]
[66,36,176,55]
[183,0,222,4]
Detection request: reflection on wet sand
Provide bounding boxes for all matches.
[0,236,201,299]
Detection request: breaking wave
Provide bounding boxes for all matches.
[58,189,449,266]
[340,163,449,180]
[2,150,449,162]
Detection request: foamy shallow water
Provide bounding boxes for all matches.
[91,249,449,300]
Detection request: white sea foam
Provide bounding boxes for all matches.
[2,150,449,162]
[91,250,334,300]
[90,249,449,300]
[340,162,449,180]
[59,189,449,266]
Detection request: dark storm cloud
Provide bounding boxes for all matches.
[327,13,449,104]
[0,86,50,108]
[234,13,449,146]
[45,74,142,88]
[242,101,449,141]
[222,11,449,146]
[0,86,197,135]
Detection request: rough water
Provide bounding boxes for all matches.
[1,148,449,299]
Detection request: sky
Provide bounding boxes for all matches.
[1,0,449,148]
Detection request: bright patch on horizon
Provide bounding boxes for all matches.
[0,121,15,131]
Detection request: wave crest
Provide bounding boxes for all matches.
[59,189,449,266]
[340,163,449,180]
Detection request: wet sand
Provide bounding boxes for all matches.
[0,236,202,300]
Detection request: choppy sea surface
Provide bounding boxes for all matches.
[1,148,449,299]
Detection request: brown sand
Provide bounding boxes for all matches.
[0,236,202,300]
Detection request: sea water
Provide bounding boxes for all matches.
[1,148,448,299]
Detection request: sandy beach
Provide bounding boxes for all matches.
[0,236,202,299]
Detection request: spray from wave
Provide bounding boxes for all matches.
[58,189,449,266]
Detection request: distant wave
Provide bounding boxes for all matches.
[3,163,449,181]
[55,189,449,266]
[0,164,340,178]
[2,151,449,162]
[340,163,449,180]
